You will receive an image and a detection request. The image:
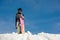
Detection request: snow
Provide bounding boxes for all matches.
[0,31,60,40]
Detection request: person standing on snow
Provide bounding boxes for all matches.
[15,8,24,34]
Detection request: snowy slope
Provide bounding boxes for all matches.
[0,31,60,40]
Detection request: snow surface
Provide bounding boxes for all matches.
[0,31,60,40]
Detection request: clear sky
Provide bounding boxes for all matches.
[0,0,60,34]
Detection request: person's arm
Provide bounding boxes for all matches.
[22,15,24,18]
[22,14,24,18]
[15,14,17,29]
[21,14,24,19]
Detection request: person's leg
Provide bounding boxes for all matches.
[18,23,22,34]
[20,18,25,34]
[16,21,20,34]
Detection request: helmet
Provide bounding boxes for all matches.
[18,8,22,11]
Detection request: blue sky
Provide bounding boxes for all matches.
[0,0,60,34]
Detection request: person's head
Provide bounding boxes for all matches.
[18,8,22,13]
